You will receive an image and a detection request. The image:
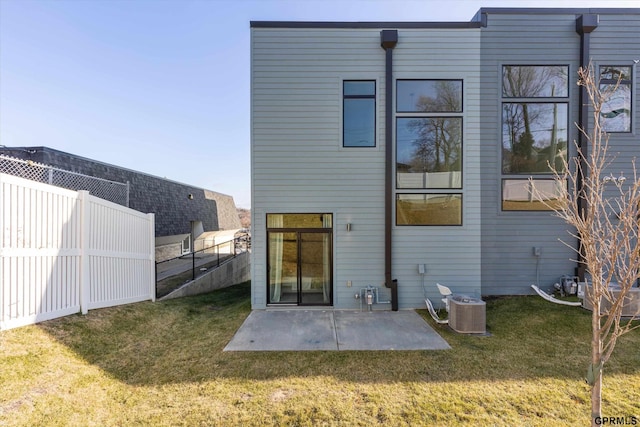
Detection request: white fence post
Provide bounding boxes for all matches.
[0,174,5,330]
[148,213,156,302]
[79,190,90,315]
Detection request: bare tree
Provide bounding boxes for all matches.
[536,65,640,426]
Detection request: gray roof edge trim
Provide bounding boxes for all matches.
[478,7,640,15]
[250,21,482,29]
[250,8,640,29]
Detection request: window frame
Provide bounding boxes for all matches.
[342,80,376,148]
[500,64,570,212]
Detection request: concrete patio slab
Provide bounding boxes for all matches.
[334,310,450,350]
[224,309,450,351]
[224,310,338,351]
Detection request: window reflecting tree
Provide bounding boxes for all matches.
[397,81,462,189]
[502,103,568,173]
[502,65,568,98]
[397,80,462,113]
[402,118,461,174]
[502,66,569,174]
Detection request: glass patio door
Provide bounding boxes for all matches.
[267,214,332,306]
[268,232,298,303]
[299,232,331,305]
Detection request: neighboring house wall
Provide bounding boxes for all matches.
[251,25,482,309]
[479,10,640,295]
[0,147,241,237]
[479,12,581,295]
[589,13,640,180]
[155,243,183,263]
[155,234,190,262]
[204,189,242,231]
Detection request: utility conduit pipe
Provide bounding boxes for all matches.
[381,29,399,311]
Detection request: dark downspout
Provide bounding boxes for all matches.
[575,15,598,281]
[381,30,398,311]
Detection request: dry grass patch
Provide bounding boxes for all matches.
[1,282,639,426]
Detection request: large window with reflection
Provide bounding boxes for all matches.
[501,65,569,211]
[396,117,462,189]
[396,80,463,224]
[502,103,568,173]
[599,65,632,133]
[343,81,376,147]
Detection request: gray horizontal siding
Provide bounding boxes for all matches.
[480,13,581,295]
[251,27,386,309]
[252,26,481,309]
[479,11,640,295]
[388,28,482,308]
[251,11,640,307]
[590,14,640,156]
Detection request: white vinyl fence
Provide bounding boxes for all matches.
[1,173,155,330]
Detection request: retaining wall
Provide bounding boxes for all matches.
[160,251,251,300]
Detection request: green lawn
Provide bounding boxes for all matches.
[1,282,639,426]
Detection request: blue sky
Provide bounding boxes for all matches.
[1,0,638,208]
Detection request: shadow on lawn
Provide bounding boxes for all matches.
[37,281,640,386]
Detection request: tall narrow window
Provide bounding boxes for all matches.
[396,79,463,225]
[343,81,376,147]
[599,65,632,133]
[501,65,569,211]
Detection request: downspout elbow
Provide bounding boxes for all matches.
[385,279,398,311]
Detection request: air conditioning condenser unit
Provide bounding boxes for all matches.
[449,295,486,334]
[582,284,640,318]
